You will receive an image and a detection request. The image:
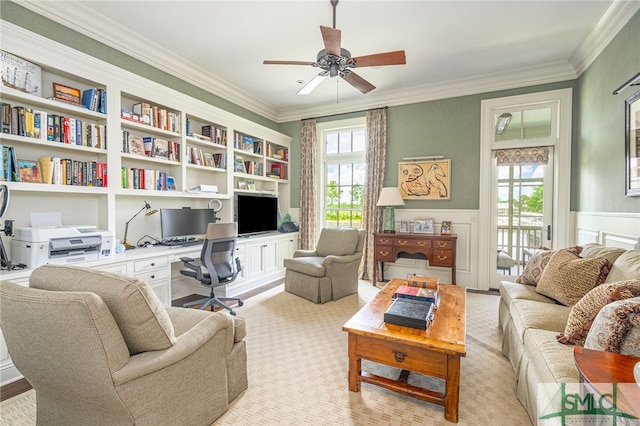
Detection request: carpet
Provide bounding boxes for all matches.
[0,282,531,425]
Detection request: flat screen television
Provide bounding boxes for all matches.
[235,193,278,235]
[159,208,217,241]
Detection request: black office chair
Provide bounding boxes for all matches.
[180,222,243,315]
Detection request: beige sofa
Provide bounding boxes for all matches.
[0,264,248,425]
[499,244,640,423]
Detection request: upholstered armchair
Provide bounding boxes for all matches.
[0,264,248,425]
[284,227,366,303]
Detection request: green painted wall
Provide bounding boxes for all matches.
[574,9,640,213]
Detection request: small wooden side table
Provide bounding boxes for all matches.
[573,347,640,418]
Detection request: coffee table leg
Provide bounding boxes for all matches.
[348,333,361,392]
[444,355,461,423]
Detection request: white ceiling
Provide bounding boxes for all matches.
[16,0,639,123]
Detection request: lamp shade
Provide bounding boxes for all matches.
[377,187,405,207]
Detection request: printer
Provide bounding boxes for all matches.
[11,226,115,269]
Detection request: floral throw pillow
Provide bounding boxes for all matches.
[535,249,611,306]
[556,280,640,345]
[515,246,582,286]
[584,297,640,356]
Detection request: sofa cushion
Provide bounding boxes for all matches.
[30,264,177,355]
[556,280,640,346]
[584,297,640,356]
[523,328,580,384]
[580,243,626,264]
[605,250,640,283]
[535,249,612,306]
[515,246,582,286]
[510,299,571,344]
[315,228,358,257]
[499,281,557,308]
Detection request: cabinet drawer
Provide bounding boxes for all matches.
[355,335,447,378]
[394,237,432,250]
[134,266,169,283]
[374,245,394,262]
[133,257,168,273]
[374,235,394,246]
[431,250,454,266]
[432,239,454,250]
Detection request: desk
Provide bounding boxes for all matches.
[373,233,457,285]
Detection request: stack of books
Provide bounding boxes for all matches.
[393,285,440,309]
[384,297,434,329]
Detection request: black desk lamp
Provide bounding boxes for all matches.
[123,201,158,250]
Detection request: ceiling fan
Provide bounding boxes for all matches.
[263,0,406,95]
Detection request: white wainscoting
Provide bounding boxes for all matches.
[574,211,640,249]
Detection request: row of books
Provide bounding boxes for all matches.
[266,144,288,161]
[2,103,106,148]
[121,167,176,191]
[121,131,180,162]
[268,164,287,179]
[187,146,227,169]
[186,122,228,146]
[121,102,181,134]
[81,87,107,113]
[234,133,262,154]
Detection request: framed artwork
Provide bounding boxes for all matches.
[247,180,256,191]
[237,179,247,190]
[625,90,640,196]
[18,159,41,183]
[399,221,411,233]
[399,159,450,200]
[52,82,82,106]
[414,217,434,234]
[441,220,452,235]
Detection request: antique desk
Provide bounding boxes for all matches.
[373,232,457,285]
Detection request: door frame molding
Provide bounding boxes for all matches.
[478,88,573,290]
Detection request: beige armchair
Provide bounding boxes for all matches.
[0,264,247,425]
[284,227,366,303]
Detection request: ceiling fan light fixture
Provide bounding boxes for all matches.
[297,73,327,95]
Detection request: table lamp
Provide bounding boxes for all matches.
[122,201,158,250]
[377,187,405,233]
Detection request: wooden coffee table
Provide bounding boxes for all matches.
[342,278,466,422]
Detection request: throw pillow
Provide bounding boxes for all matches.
[515,246,583,286]
[556,280,640,345]
[30,264,177,355]
[316,227,359,257]
[584,297,640,356]
[535,249,612,306]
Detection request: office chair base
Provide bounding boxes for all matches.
[183,296,243,315]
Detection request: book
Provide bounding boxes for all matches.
[128,135,145,156]
[406,275,439,290]
[384,297,434,329]
[82,88,98,111]
[393,285,440,309]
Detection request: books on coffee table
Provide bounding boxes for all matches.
[384,297,434,329]
[407,275,439,290]
[393,285,440,309]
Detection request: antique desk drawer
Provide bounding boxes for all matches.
[374,235,394,246]
[394,237,432,250]
[374,246,395,262]
[431,250,454,267]
[432,239,454,250]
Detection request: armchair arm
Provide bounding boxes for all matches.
[293,249,318,258]
[323,253,363,265]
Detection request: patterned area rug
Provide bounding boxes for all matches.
[0,282,530,425]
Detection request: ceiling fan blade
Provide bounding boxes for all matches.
[342,71,375,94]
[320,25,341,56]
[263,60,315,66]
[297,73,327,95]
[352,50,406,67]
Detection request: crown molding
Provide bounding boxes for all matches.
[12,0,636,124]
[570,0,640,76]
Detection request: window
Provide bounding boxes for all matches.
[318,118,366,229]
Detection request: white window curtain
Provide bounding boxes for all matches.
[298,119,317,250]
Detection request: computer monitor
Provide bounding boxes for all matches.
[159,208,217,241]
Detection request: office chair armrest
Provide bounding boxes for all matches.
[179,256,195,263]
[180,257,206,282]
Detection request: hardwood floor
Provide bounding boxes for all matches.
[0,279,283,402]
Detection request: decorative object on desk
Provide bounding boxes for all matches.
[52,82,82,106]
[376,187,405,233]
[414,217,434,234]
[624,90,640,196]
[384,297,434,329]
[399,220,410,233]
[398,159,450,200]
[407,274,439,290]
[122,200,158,250]
[441,220,452,234]
[1,50,42,96]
